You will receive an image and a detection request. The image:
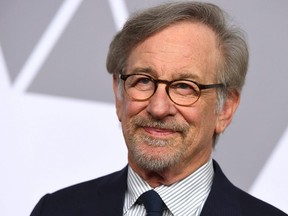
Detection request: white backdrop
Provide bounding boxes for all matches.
[0,0,288,215]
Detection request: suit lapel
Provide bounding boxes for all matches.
[80,166,128,216]
[200,160,242,216]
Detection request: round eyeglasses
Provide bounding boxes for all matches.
[120,73,224,106]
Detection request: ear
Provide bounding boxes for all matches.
[215,91,240,134]
[113,74,123,122]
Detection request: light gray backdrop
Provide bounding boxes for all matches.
[0,0,287,215]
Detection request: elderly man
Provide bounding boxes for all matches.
[31,2,287,216]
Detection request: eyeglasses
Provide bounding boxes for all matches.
[120,73,224,106]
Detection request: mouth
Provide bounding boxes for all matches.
[143,126,176,137]
[132,116,189,139]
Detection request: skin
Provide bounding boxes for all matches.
[113,21,240,187]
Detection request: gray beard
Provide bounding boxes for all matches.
[125,115,190,172]
[128,134,184,172]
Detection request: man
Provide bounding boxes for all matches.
[31,2,287,216]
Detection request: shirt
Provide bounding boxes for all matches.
[123,159,214,216]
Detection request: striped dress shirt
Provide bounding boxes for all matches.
[123,159,214,216]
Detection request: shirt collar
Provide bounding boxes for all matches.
[124,159,214,215]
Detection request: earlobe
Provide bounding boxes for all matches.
[215,91,240,134]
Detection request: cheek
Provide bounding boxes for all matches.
[180,106,204,126]
[119,99,148,123]
[120,101,148,145]
[182,105,218,140]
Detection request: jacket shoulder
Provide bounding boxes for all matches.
[55,167,127,194]
[206,160,287,216]
[237,187,287,215]
[30,167,128,216]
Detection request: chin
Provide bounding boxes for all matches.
[133,149,181,172]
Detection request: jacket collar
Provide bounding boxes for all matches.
[200,160,241,216]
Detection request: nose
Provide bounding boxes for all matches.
[146,84,177,119]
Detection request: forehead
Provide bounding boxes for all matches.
[126,21,220,81]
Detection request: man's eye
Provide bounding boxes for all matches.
[129,76,154,91]
[136,77,151,85]
[173,83,191,89]
[171,82,198,95]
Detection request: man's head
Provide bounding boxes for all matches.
[106,2,248,176]
[107,2,248,107]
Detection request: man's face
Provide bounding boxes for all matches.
[114,21,238,174]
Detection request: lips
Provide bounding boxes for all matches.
[143,126,175,136]
[131,116,189,135]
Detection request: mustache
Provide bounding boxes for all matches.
[132,116,189,133]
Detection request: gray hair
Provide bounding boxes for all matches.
[106,1,249,110]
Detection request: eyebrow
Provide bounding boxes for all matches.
[128,67,201,81]
[129,67,155,75]
[174,72,201,81]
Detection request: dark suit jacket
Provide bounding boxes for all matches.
[31,160,287,216]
